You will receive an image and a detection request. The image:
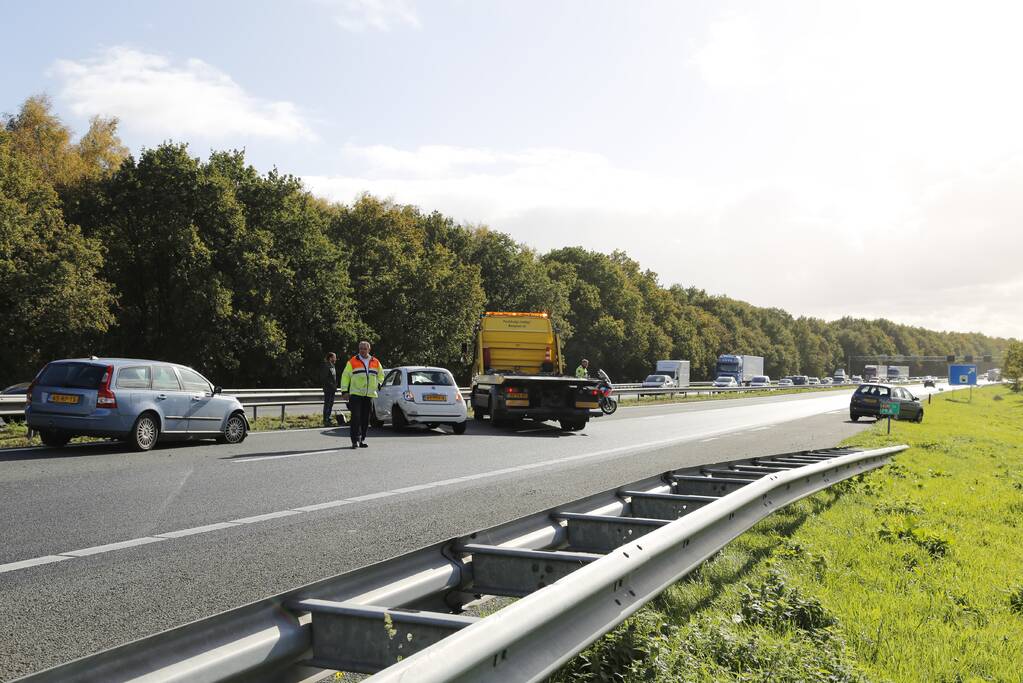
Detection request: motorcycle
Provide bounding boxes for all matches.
[597,369,618,414]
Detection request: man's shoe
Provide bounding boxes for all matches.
[359,442,368,448]
[351,443,358,450]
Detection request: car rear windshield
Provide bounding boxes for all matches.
[38,362,106,389]
[409,370,453,386]
[644,375,665,382]
[855,385,890,397]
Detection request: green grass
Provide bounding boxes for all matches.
[552,385,1023,682]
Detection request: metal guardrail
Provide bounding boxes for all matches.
[0,381,862,421]
[16,444,907,682]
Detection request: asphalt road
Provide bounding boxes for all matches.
[0,385,944,680]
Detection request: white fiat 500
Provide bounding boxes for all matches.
[370,366,468,434]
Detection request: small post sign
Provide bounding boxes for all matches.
[879,400,900,434]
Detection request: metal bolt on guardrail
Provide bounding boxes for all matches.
[17,444,906,683]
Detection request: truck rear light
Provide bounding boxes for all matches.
[97,364,117,408]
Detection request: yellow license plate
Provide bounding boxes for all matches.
[50,393,80,405]
[423,394,447,402]
[863,398,877,404]
[576,401,599,409]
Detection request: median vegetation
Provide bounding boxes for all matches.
[553,384,1023,682]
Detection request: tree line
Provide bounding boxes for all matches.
[1,96,1017,388]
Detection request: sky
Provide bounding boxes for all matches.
[3,0,1021,339]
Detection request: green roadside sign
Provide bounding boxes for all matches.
[880,401,900,417]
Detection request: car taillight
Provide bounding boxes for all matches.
[455,390,463,401]
[25,379,36,406]
[97,364,117,408]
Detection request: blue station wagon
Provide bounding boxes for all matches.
[26,358,249,451]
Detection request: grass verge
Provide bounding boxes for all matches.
[551,385,1023,682]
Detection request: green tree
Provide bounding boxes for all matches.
[0,129,115,385]
[1004,341,1023,391]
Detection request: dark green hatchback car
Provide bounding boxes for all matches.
[850,383,924,422]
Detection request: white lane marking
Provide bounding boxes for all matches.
[230,510,303,524]
[251,426,348,436]
[156,522,239,538]
[0,407,861,575]
[232,448,341,463]
[61,537,166,557]
[292,499,353,512]
[640,415,668,420]
[749,426,773,431]
[0,555,70,574]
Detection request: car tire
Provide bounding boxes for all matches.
[39,430,71,448]
[130,412,160,452]
[392,405,407,431]
[453,421,467,435]
[369,405,384,428]
[850,413,860,422]
[218,413,247,444]
[915,410,924,423]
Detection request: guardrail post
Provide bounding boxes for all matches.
[252,405,258,420]
[280,404,286,428]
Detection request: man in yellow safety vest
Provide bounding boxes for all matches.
[575,358,590,378]
[341,340,386,449]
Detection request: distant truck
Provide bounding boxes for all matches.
[715,354,764,386]
[655,360,690,388]
[833,368,847,383]
[466,312,601,431]
[887,366,908,381]
[864,365,886,382]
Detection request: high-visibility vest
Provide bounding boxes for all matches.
[576,365,588,378]
[341,355,385,397]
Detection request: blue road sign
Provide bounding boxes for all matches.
[948,364,977,386]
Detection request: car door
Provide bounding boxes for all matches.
[897,388,920,419]
[151,365,190,434]
[374,369,402,419]
[178,367,226,434]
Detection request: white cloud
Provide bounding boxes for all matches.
[51,47,315,141]
[304,142,1023,339]
[318,0,420,32]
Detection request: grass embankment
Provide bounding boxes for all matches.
[553,385,1023,682]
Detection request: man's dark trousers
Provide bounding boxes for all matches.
[322,386,336,424]
[349,395,372,445]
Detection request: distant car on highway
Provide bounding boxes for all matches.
[923,377,936,388]
[820,377,832,385]
[777,378,794,387]
[640,374,675,395]
[851,375,863,383]
[371,366,467,433]
[749,375,771,388]
[25,358,248,451]
[808,377,820,385]
[850,383,923,423]
[713,376,739,388]
[790,375,809,386]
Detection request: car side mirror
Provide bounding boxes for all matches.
[213,385,222,395]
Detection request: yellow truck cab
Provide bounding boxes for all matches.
[466,312,601,431]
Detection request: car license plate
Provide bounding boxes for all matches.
[863,398,877,404]
[49,393,80,405]
[423,393,447,402]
